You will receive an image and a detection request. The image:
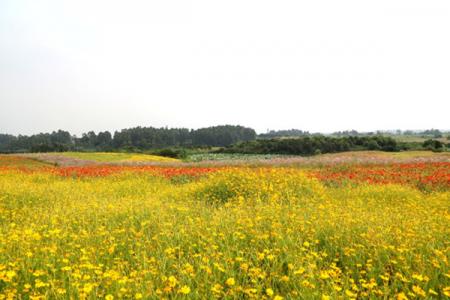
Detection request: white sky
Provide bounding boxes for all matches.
[1,0,449,136]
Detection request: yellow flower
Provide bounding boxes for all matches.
[412,285,426,297]
[211,283,223,294]
[225,277,235,287]
[135,293,143,299]
[345,290,357,298]
[443,287,450,297]
[266,288,274,296]
[274,296,284,300]
[396,292,408,300]
[56,288,66,295]
[105,295,114,300]
[333,284,342,292]
[6,270,16,280]
[412,274,425,282]
[294,268,305,275]
[83,283,94,294]
[322,295,331,300]
[167,275,178,288]
[179,285,191,295]
[320,271,330,279]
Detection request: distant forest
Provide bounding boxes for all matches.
[0,125,256,153]
[221,136,402,155]
[0,126,448,154]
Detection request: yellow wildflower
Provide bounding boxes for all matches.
[179,285,191,295]
[396,292,408,300]
[412,285,426,297]
[225,277,235,287]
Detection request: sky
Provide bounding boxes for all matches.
[1,0,449,136]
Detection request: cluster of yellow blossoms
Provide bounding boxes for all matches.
[0,166,449,299]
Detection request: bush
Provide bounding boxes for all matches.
[151,148,187,159]
[367,140,381,150]
[423,139,444,151]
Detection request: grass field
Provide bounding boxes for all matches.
[0,153,449,299]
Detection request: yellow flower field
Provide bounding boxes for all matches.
[0,160,449,299]
[58,152,180,163]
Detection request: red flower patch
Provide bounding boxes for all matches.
[308,162,450,189]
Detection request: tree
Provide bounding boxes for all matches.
[96,131,112,149]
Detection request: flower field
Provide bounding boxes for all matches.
[56,152,180,163]
[17,152,179,167]
[0,154,449,299]
[0,156,51,169]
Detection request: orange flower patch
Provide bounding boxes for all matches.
[309,162,450,190]
[50,165,219,178]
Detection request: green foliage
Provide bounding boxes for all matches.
[150,148,188,159]
[421,129,443,138]
[259,129,310,138]
[2,127,447,155]
[191,125,256,146]
[0,125,256,153]
[112,125,255,149]
[0,134,16,153]
[423,139,445,152]
[220,136,401,156]
[0,130,73,153]
[30,143,69,153]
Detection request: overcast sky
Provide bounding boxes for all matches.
[1,0,449,136]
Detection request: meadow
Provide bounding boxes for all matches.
[57,152,179,163]
[18,153,179,167]
[0,153,449,299]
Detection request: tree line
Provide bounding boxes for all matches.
[0,125,257,153]
[259,129,311,139]
[1,126,447,155]
[219,135,429,155]
[262,128,449,139]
